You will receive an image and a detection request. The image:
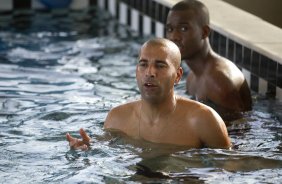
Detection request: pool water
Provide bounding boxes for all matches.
[0,7,281,184]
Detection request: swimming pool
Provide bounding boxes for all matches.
[0,6,281,184]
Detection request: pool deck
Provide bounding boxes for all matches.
[159,0,282,65]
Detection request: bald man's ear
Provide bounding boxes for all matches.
[202,25,210,39]
[175,67,183,85]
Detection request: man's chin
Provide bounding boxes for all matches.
[181,54,189,61]
[142,95,161,103]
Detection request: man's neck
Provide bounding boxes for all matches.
[141,95,177,122]
[185,41,213,76]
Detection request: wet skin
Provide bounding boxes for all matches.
[166,9,252,120]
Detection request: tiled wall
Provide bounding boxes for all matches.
[0,0,98,10]
[0,0,281,100]
[210,31,281,99]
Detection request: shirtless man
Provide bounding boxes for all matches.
[165,0,252,120]
[66,38,230,150]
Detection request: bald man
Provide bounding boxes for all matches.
[166,0,252,121]
[66,38,231,150]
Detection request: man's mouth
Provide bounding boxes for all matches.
[177,44,184,52]
[172,42,184,53]
[144,82,157,87]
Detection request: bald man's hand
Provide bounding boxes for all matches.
[66,128,91,150]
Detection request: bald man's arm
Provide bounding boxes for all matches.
[195,107,231,149]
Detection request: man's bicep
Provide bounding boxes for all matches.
[104,108,118,129]
[198,109,231,149]
[207,79,243,111]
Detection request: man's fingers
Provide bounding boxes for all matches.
[66,133,73,142]
[66,129,90,150]
[79,128,91,143]
[76,144,89,151]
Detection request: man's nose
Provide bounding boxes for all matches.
[167,30,181,42]
[146,65,156,77]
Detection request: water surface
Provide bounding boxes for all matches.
[0,7,281,184]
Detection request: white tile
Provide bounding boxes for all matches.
[98,0,104,9]
[31,0,45,9]
[119,2,127,25]
[70,0,89,10]
[31,0,46,9]
[258,78,268,96]
[0,0,12,10]
[155,21,164,38]
[143,15,151,36]
[108,0,116,16]
[242,68,251,86]
[276,87,282,101]
[130,9,139,32]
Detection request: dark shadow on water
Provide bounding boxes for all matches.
[41,111,73,121]
[132,163,205,183]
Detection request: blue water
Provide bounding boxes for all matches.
[0,7,281,184]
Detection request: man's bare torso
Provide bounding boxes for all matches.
[185,56,252,120]
[105,98,213,147]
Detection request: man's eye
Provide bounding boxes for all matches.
[166,27,173,32]
[180,26,188,32]
[138,62,147,67]
[156,63,166,68]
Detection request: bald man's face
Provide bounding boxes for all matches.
[136,43,181,103]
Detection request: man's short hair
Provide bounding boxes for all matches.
[171,0,210,26]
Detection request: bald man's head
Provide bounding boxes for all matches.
[140,38,181,69]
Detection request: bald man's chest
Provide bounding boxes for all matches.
[139,120,202,147]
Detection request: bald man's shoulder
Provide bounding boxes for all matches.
[177,96,224,124]
[104,100,139,130]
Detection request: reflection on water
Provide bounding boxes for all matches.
[0,6,281,184]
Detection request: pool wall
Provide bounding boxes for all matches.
[1,0,281,101]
